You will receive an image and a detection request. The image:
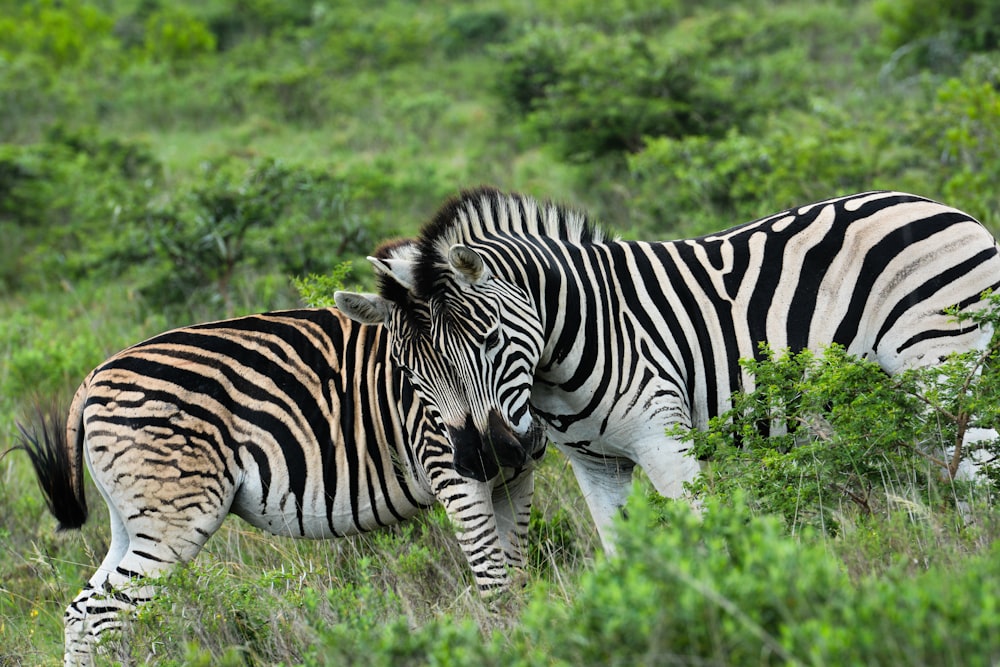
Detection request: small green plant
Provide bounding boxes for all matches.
[292,262,354,308]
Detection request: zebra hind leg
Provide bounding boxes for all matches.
[65,478,226,665]
[63,501,139,666]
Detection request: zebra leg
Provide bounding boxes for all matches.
[66,447,231,665]
[66,518,220,665]
[64,502,130,666]
[563,449,635,553]
[436,476,512,594]
[632,433,703,502]
[491,468,534,583]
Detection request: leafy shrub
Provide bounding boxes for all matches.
[527,0,681,33]
[494,26,723,160]
[626,123,881,238]
[494,4,864,162]
[0,1,116,69]
[198,0,314,51]
[249,65,330,124]
[316,3,438,71]
[877,0,1000,62]
[513,492,845,666]
[678,297,1000,531]
[930,55,1000,225]
[512,490,1000,666]
[292,262,353,308]
[117,157,369,314]
[0,127,161,291]
[442,9,510,56]
[141,7,217,63]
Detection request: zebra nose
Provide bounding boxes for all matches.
[486,409,529,468]
[449,416,500,482]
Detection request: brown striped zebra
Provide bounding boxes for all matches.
[15,307,545,666]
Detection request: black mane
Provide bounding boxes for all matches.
[409,187,607,299]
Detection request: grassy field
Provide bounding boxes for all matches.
[4,0,1000,664]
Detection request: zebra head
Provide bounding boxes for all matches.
[336,238,545,482]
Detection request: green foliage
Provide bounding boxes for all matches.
[442,9,510,56]
[141,7,217,64]
[493,25,728,159]
[494,4,867,163]
[514,492,844,666]
[626,52,1000,238]
[292,263,354,308]
[7,0,1000,663]
[877,0,1000,59]
[0,1,116,69]
[680,297,1000,531]
[932,55,1000,223]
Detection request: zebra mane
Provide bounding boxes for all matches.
[409,186,608,298]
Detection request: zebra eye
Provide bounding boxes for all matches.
[484,330,501,350]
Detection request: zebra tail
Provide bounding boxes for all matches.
[15,401,88,531]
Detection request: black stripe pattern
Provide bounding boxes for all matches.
[21,307,542,665]
[347,188,1000,549]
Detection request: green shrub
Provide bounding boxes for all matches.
[493,25,723,159]
[510,490,1000,666]
[141,7,217,64]
[877,0,1000,61]
[931,56,1000,226]
[514,492,844,666]
[494,4,868,163]
[0,127,161,292]
[442,9,510,56]
[0,1,116,69]
[678,296,1000,532]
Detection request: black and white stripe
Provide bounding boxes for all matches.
[16,307,543,666]
[336,188,1000,547]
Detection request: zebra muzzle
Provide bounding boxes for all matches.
[449,410,529,481]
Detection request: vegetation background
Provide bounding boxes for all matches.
[3,0,1000,664]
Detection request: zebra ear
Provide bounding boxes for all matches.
[368,256,417,292]
[448,244,489,285]
[334,291,392,325]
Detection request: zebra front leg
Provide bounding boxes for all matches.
[436,476,512,595]
[562,449,635,554]
[631,432,704,504]
[491,467,534,587]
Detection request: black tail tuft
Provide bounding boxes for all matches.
[15,409,88,530]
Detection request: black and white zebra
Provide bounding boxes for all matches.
[335,188,1000,548]
[15,307,544,666]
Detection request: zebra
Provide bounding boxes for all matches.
[335,187,1000,549]
[13,307,545,666]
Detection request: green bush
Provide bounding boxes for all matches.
[513,492,846,666]
[625,76,988,238]
[116,157,368,315]
[509,490,1000,666]
[494,4,869,163]
[493,25,724,160]
[877,0,1000,62]
[0,1,116,69]
[931,55,1000,225]
[141,7,217,63]
[0,127,161,292]
[442,9,510,56]
[678,297,1000,531]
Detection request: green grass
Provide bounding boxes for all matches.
[4,0,1000,663]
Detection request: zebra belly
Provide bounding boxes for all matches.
[230,485,427,539]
